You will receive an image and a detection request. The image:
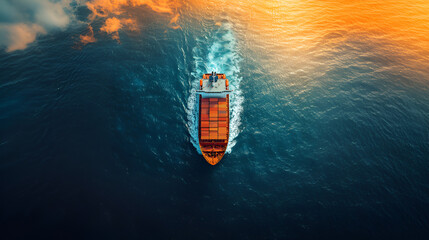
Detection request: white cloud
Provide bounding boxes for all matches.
[0,23,46,52]
[0,0,72,52]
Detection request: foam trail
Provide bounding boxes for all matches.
[186,22,243,154]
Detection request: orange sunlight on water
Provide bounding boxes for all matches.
[190,0,429,48]
[188,0,429,82]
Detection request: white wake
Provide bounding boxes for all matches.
[186,22,243,154]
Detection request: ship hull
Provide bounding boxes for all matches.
[198,95,230,165]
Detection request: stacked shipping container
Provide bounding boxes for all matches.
[200,98,228,141]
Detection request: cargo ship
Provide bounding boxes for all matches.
[197,72,232,165]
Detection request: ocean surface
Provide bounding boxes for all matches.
[1,0,429,239]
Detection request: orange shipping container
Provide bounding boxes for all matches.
[201,121,209,128]
[218,134,227,140]
[219,122,227,127]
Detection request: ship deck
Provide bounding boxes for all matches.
[201,78,228,92]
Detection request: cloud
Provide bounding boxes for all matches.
[99,17,138,41]
[86,0,175,19]
[81,0,181,44]
[0,0,181,51]
[169,13,181,29]
[0,24,46,52]
[0,0,71,52]
[100,17,123,34]
[79,25,97,44]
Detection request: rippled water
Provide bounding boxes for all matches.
[1,0,429,239]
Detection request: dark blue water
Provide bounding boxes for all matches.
[1,2,429,239]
